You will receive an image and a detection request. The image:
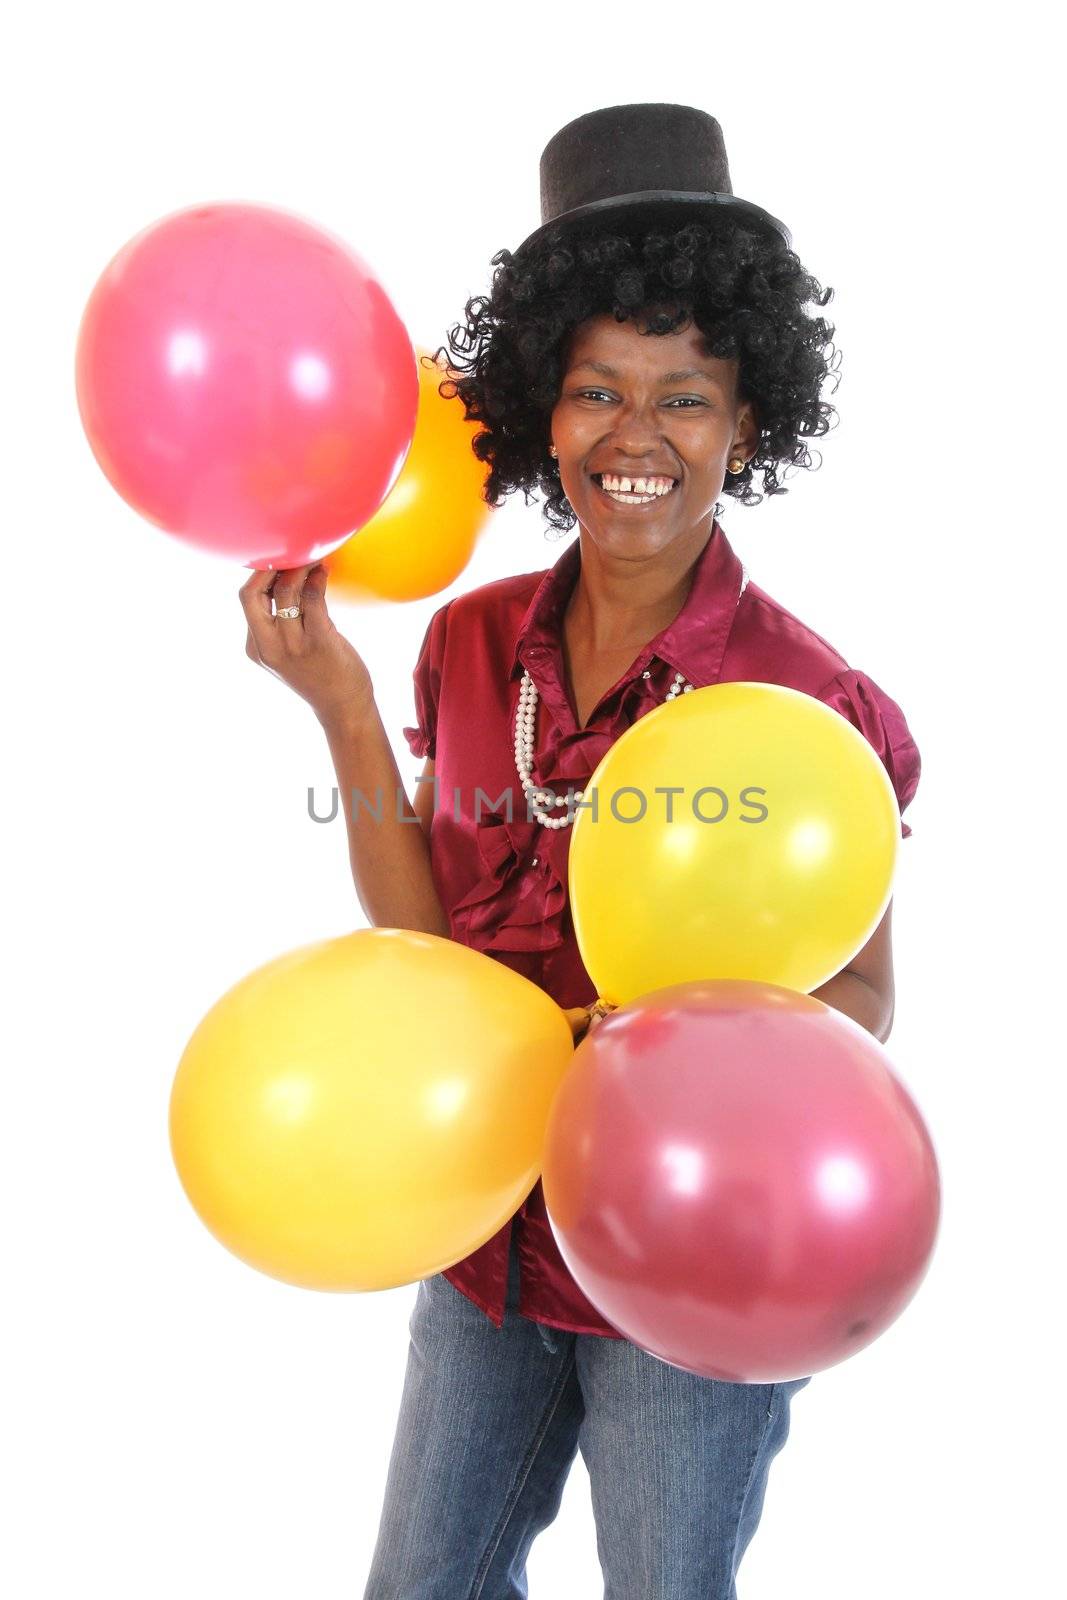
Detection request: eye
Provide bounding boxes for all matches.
[574,389,707,408]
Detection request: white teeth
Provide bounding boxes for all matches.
[599,474,675,496]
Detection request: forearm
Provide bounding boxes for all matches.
[318,702,450,938]
[810,968,894,1043]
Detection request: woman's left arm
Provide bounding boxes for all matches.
[810,898,895,1042]
[567,898,898,1047]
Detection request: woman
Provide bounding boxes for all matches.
[240,104,920,1599]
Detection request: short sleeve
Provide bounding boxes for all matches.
[402,600,453,760]
[816,669,921,839]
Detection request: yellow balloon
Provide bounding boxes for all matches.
[568,682,900,1006]
[323,349,493,603]
[169,928,574,1291]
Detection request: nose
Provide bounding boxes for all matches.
[604,399,669,455]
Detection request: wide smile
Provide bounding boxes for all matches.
[590,473,680,511]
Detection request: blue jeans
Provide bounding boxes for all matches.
[363,1232,811,1598]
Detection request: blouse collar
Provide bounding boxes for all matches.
[509,518,747,692]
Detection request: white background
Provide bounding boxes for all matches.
[3,4,1062,1596]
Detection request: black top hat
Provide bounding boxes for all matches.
[514,103,791,257]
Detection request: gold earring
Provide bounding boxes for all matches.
[549,445,557,457]
[727,456,745,474]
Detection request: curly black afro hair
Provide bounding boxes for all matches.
[428,217,841,535]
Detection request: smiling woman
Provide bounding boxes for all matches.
[356,103,919,1600]
[551,310,758,555]
[432,208,838,533]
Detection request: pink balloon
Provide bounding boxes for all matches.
[75,203,419,569]
[543,981,941,1382]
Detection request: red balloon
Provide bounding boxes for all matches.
[543,981,941,1382]
[75,203,418,569]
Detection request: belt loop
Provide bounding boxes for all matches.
[536,1322,561,1356]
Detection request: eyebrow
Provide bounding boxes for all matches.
[568,359,725,388]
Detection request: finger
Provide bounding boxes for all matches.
[562,1007,590,1041]
[299,564,332,637]
[240,565,281,655]
[303,561,328,598]
[271,562,320,607]
[586,1003,612,1033]
[239,565,278,621]
[272,563,320,641]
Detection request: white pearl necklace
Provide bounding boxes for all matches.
[514,564,749,830]
[515,665,693,828]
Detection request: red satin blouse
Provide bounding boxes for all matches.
[402,519,921,1336]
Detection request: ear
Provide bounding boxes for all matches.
[735,399,760,458]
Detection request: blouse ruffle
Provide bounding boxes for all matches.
[449,803,570,954]
[447,670,667,954]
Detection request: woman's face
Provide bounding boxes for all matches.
[549,311,757,555]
